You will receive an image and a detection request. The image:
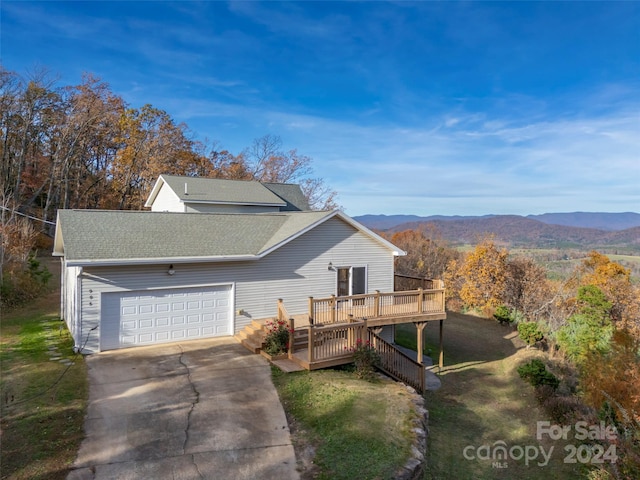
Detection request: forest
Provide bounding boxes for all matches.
[0,67,337,218]
[0,66,336,303]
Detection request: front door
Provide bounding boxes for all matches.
[336,266,366,297]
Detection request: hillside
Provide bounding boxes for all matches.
[355,212,640,232]
[527,212,640,231]
[355,214,640,251]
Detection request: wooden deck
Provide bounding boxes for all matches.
[236,288,447,392]
[306,286,446,326]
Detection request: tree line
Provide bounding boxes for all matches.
[1,66,337,223]
[388,229,639,478]
[0,65,338,302]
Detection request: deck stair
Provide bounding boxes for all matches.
[235,319,268,353]
[236,318,310,354]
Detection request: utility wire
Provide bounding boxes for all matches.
[0,205,56,226]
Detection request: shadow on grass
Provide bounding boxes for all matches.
[421,312,584,480]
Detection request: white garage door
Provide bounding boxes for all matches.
[101,285,232,350]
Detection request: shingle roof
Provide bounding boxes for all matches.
[262,183,310,211]
[150,175,287,206]
[55,210,333,264]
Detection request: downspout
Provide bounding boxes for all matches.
[60,258,64,319]
[74,267,83,353]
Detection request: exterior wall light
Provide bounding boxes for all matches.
[328,262,335,271]
[168,264,175,276]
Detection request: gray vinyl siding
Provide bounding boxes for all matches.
[61,263,81,342]
[72,216,395,353]
[185,203,280,213]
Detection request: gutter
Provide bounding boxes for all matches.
[63,254,261,268]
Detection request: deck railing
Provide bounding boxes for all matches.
[277,298,289,323]
[308,288,445,325]
[368,330,425,393]
[305,319,368,364]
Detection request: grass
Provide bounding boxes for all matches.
[395,322,440,357]
[272,366,418,480]
[0,290,88,480]
[410,313,589,480]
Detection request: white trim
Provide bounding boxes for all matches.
[143,175,167,208]
[65,254,260,267]
[257,211,336,256]
[334,211,406,256]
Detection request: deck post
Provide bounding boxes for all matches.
[308,325,314,364]
[331,294,337,324]
[347,314,354,344]
[308,296,314,325]
[414,321,427,364]
[439,319,444,369]
[374,290,380,318]
[361,318,368,344]
[417,288,423,313]
[288,318,295,359]
[277,298,283,321]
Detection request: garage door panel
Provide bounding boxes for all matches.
[101,285,232,350]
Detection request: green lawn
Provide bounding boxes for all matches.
[272,366,419,480]
[411,313,589,480]
[0,291,88,480]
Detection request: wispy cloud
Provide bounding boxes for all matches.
[3,1,638,216]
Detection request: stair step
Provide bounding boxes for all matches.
[270,358,305,373]
[237,336,262,354]
[251,319,268,330]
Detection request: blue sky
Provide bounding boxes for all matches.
[2,1,639,216]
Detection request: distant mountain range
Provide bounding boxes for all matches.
[354,212,640,251]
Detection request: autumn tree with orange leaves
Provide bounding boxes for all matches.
[445,237,508,313]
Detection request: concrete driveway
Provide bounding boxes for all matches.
[68,338,299,480]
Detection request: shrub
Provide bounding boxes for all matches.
[0,256,52,308]
[263,319,292,355]
[517,321,544,346]
[556,285,615,364]
[517,359,559,390]
[541,393,587,425]
[347,339,380,380]
[493,305,512,325]
[534,384,556,404]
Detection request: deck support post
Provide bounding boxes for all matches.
[439,319,444,369]
[288,318,295,359]
[347,314,354,344]
[308,325,314,364]
[413,321,427,364]
[331,295,337,324]
[361,318,368,344]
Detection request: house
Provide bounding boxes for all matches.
[144,174,310,213]
[53,176,408,354]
